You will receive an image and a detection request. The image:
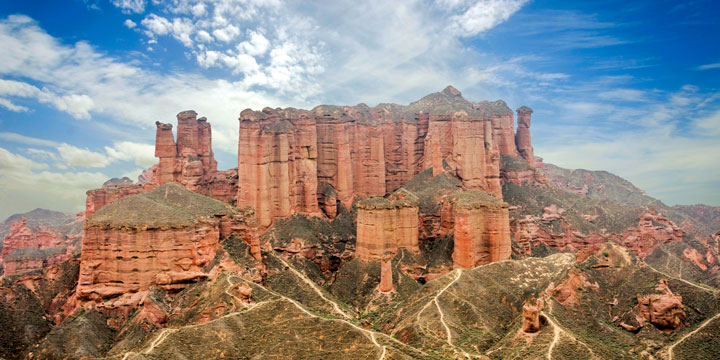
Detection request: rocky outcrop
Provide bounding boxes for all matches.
[515,106,534,165]
[512,207,683,258]
[154,111,218,190]
[379,252,394,292]
[78,183,258,316]
[522,298,544,333]
[617,208,683,258]
[236,86,528,228]
[445,190,511,268]
[355,190,419,261]
[85,111,236,218]
[1,215,82,275]
[237,108,321,228]
[636,278,685,330]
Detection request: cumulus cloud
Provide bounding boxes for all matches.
[56,141,155,168]
[111,0,147,14]
[123,19,137,28]
[0,78,94,119]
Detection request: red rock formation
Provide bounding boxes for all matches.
[446,190,511,268]
[237,108,321,228]
[78,183,258,312]
[355,191,419,261]
[617,208,683,258]
[379,252,394,292]
[512,207,683,258]
[1,217,81,275]
[515,106,534,165]
[636,278,685,330]
[85,111,233,218]
[522,298,544,333]
[548,270,600,306]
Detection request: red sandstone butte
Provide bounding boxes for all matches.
[85,86,537,235]
[445,190,511,269]
[355,190,420,261]
[515,106,534,165]
[78,183,258,311]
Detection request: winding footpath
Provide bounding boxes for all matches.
[645,263,719,294]
[272,254,351,319]
[665,312,720,360]
[414,269,472,359]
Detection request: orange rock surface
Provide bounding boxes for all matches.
[355,191,420,261]
[445,191,511,268]
[78,183,257,311]
[515,106,534,165]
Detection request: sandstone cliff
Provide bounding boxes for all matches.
[355,190,420,261]
[236,86,536,227]
[78,183,257,316]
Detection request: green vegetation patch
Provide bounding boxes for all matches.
[86,182,233,229]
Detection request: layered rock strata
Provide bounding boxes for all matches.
[78,183,258,312]
[445,190,512,268]
[237,87,535,226]
[1,216,82,275]
[355,190,420,261]
[85,87,537,234]
[237,108,321,228]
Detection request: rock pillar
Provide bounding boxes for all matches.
[516,106,534,165]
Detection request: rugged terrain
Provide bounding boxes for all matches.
[1,87,719,359]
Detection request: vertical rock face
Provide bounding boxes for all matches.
[355,191,420,261]
[515,106,534,165]
[84,86,533,239]
[78,183,256,309]
[446,191,511,268]
[154,111,218,191]
[237,108,321,228]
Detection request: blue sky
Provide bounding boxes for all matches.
[0,0,719,219]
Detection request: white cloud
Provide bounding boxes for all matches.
[0,78,94,119]
[0,147,108,219]
[212,24,240,42]
[104,141,156,167]
[0,97,29,112]
[55,141,155,168]
[445,0,530,36]
[697,62,720,71]
[111,0,147,14]
[0,132,59,147]
[57,143,110,167]
[124,19,137,28]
